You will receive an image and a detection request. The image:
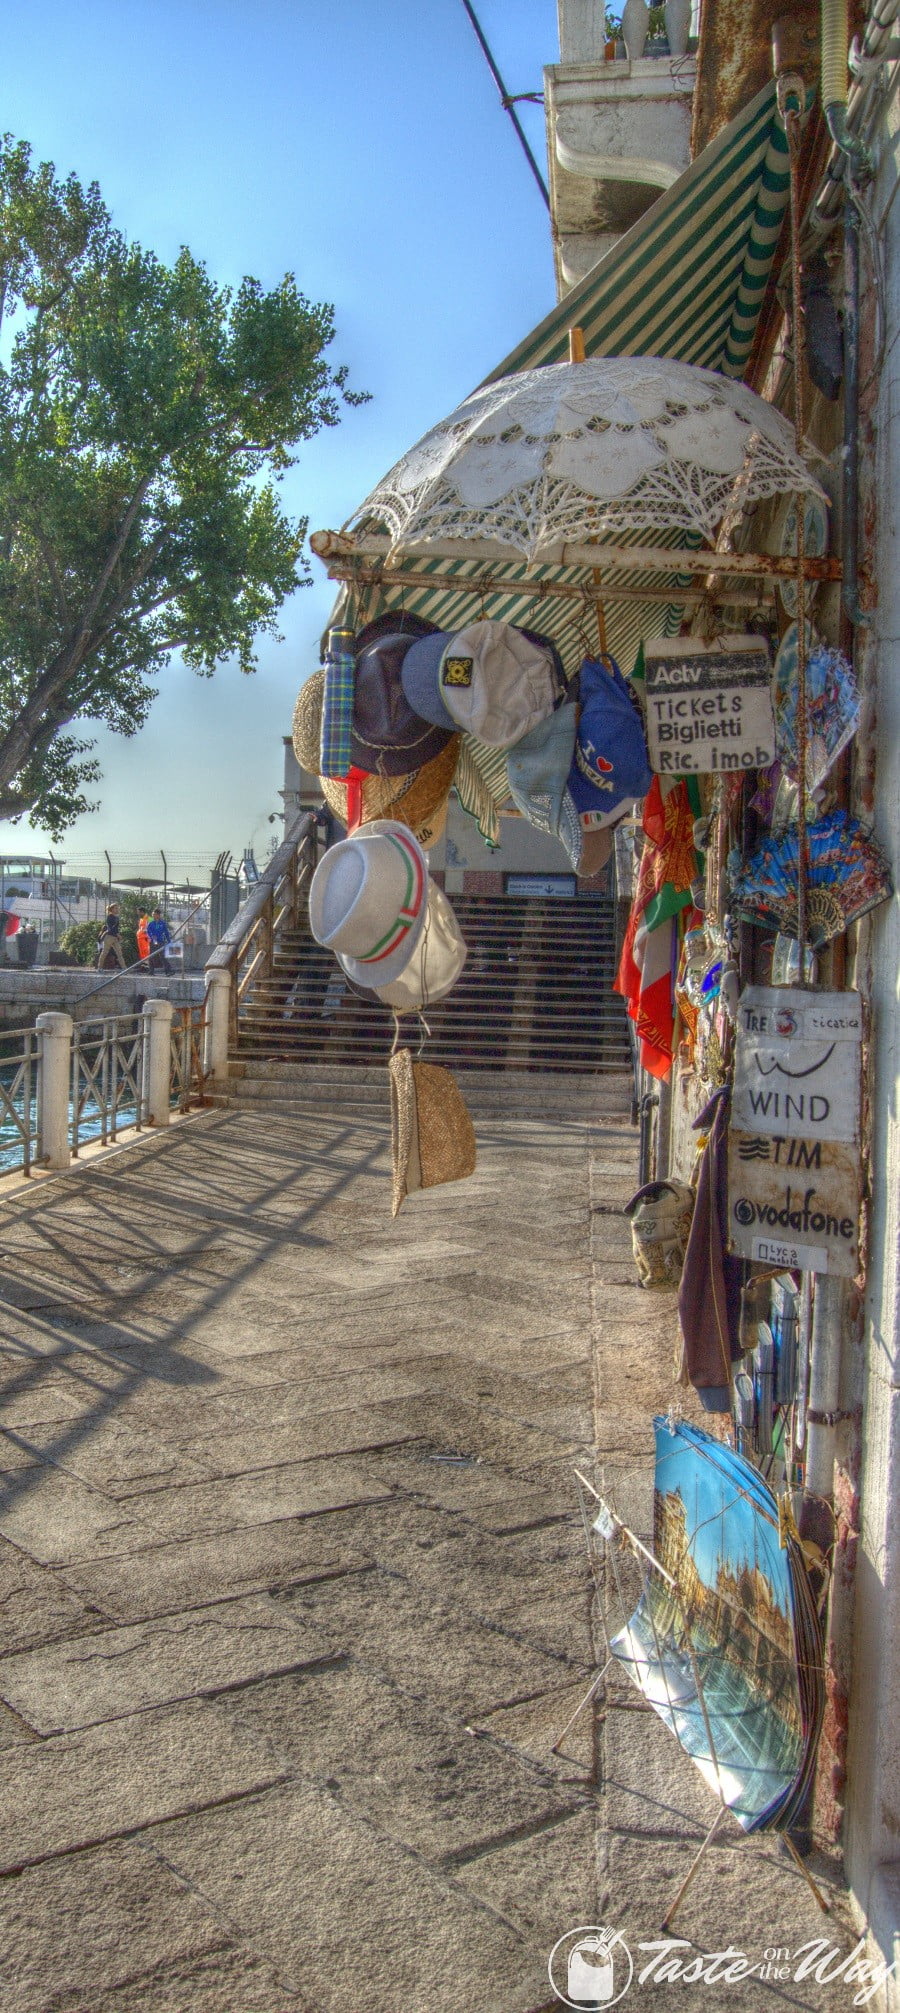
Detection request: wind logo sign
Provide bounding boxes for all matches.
[728,986,862,1276]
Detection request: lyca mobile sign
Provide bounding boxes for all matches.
[644,637,775,776]
[728,987,862,1277]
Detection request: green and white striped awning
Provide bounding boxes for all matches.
[318,83,792,682]
[488,81,789,384]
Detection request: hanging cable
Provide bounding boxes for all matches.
[458,0,550,210]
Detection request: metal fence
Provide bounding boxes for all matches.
[0,1000,212,1181]
[71,1013,144,1156]
[170,1005,209,1113]
[0,1026,41,1176]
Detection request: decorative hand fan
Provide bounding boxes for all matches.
[773,630,860,791]
[731,810,893,947]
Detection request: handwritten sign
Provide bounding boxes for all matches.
[728,987,862,1276]
[644,637,775,777]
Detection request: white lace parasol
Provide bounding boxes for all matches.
[345,357,825,557]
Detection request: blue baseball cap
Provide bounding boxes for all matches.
[567,656,653,827]
[506,703,582,871]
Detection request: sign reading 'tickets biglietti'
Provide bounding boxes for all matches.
[644,636,775,777]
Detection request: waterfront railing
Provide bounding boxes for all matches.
[0,991,218,1181]
[0,1026,41,1175]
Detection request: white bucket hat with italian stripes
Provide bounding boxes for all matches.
[308,819,428,987]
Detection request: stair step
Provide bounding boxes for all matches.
[224,890,631,1084]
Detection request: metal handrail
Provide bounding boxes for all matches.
[71,1013,144,1155]
[0,1025,40,1176]
[170,1004,210,1112]
[206,812,317,1046]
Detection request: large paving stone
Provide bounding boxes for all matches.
[0,1697,289,1872]
[64,1945,306,2013]
[7,1415,220,1497]
[278,1566,579,1715]
[121,1455,395,1540]
[452,1803,599,1946]
[193,1365,431,1430]
[0,1593,343,1732]
[0,1838,235,2013]
[0,1464,154,1564]
[355,1443,573,1531]
[0,1534,101,1655]
[178,1402,423,1477]
[217,1662,586,1865]
[58,1515,373,1624]
[148,1779,547,2013]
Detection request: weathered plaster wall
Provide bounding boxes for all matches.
[843,72,900,2000]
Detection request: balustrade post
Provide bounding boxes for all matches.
[142,998,174,1126]
[204,967,232,1085]
[36,1012,74,1171]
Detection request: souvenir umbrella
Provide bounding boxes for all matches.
[310,356,832,692]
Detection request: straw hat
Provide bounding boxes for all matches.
[322,735,460,847]
[308,819,428,987]
[293,672,326,774]
[388,1048,477,1218]
[294,672,459,845]
[366,883,467,1010]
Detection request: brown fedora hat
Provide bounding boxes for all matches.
[350,627,455,776]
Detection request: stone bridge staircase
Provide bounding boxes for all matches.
[208,817,634,1115]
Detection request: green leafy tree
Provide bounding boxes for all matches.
[0,136,367,836]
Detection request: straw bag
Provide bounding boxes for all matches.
[623,1179,695,1289]
[388,1048,476,1218]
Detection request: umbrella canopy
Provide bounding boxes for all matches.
[344,358,825,560]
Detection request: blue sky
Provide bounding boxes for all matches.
[1,0,557,872]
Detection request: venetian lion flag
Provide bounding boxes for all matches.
[616,777,698,1079]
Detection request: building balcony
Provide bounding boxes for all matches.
[545,55,696,296]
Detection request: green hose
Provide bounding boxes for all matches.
[821,0,849,109]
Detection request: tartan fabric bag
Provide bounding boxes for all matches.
[320,626,356,779]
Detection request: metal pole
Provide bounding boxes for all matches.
[803,1275,844,1506]
[161,851,167,917]
[104,850,112,906]
[458,0,550,209]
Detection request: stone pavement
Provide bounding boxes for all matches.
[0,1086,858,2012]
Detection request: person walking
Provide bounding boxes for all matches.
[146,907,173,973]
[136,913,151,967]
[96,902,126,969]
